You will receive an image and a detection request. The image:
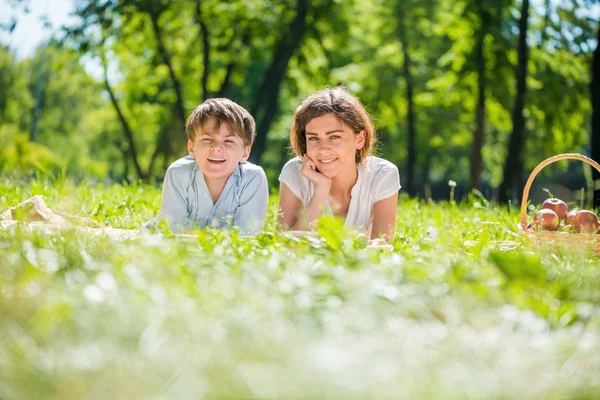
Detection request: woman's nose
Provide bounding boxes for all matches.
[316,140,329,150]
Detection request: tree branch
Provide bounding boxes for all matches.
[99,38,145,180]
[195,0,210,100]
[148,10,187,128]
[216,33,250,98]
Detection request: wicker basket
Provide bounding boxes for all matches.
[520,153,600,254]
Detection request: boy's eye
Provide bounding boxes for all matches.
[225,140,234,143]
[201,138,212,143]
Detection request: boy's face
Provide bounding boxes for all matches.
[188,116,251,181]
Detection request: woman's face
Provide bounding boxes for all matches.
[304,113,365,179]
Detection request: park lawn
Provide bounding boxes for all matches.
[1,177,599,399]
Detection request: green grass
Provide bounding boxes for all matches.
[1,176,600,399]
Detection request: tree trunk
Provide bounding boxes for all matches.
[148,11,187,152]
[471,2,486,192]
[195,0,210,101]
[248,0,309,163]
[592,25,600,209]
[499,0,529,203]
[100,41,145,180]
[398,16,416,197]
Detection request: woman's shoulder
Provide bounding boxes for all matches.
[281,156,303,172]
[364,156,399,176]
[279,156,303,180]
[279,156,307,194]
[362,157,401,200]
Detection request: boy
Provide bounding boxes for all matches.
[159,98,268,234]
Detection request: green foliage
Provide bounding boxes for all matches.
[0,179,600,397]
[0,1,596,190]
[0,126,64,176]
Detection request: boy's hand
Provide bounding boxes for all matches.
[301,154,331,195]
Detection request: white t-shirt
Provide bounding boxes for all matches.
[278,156,401,233]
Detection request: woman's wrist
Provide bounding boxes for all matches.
[313,185,330,199]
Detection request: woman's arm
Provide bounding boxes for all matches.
[278,155,331,231]
[278,183,328,230]
[371,192,399,241]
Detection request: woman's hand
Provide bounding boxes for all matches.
[300,154,331,194]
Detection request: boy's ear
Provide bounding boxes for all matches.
[187,139,195,157]
[355,130,366,150]
[240,145,251,163]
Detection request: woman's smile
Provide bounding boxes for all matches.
[318,157,338,164]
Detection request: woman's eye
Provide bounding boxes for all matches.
[330,135,340,139]
[307,137,318,141]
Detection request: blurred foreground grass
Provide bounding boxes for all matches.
[1,176,600,399]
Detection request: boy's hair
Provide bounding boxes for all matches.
[186,98,256,146]
[290,86,376,164]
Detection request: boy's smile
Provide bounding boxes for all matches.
[188,117,251,182]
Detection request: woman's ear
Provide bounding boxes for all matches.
[355,130,366,150]
[187,139,195,157]
[240,146,251,163]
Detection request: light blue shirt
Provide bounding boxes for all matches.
[159,156,268,234]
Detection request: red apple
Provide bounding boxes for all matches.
[533,209,560,231]
[542,198,568,220]
[565,208,579,226]
[572,210,600,233]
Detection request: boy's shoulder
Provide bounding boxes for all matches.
[239,160,266,175]
[238,161,268,186]
[166,156,197,173]
[164,156,197,187]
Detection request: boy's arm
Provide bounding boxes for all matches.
[233,169,269,235]
[159,167,190,233]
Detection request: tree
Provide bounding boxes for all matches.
[499,0,530,203]
[592,24,600,209]
[248,0,309,163]
[395,2,417,197]
[470,0,488,192]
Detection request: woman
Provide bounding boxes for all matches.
[278,87,401,241]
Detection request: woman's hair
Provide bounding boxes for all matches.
[290,86,376,164]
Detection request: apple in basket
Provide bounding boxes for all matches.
[572,210,600,233]
[565,208,579,226]
[533,209,560,231]
[541,198,568,220]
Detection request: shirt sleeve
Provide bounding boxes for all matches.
[159,166,191,233]
[374,162,401,202]
[234,168,269,235]
[278,158,305,203]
